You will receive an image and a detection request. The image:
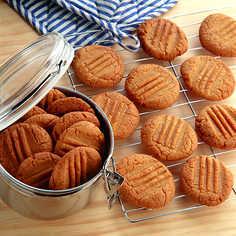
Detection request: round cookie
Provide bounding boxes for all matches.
[92,92,140,140]
[199,13,236,57]
[180,55,235,101]
[125,64,180,109]
[195,104,236,150]
[49,147,102,190]
[46,97,95,116]
[24,114,59,134]
[141,114,198,161]
[0,123,53,177]
[137,18,188,61]
[37,88,67,110]
[180,155,234,206]
[18,106,47,122]
[51,111,100,143]
[54,121,106,157]
[73,45,124,88]
[16,152,61,189]
[116,154,175,209]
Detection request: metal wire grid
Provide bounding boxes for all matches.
[65,5,236,223]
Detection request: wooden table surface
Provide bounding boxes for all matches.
[1,0,236,235]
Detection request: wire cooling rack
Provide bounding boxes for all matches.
[65,5,236,223]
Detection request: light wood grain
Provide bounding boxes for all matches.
[1,0,236,235]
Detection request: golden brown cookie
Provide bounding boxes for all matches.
[0,123,53,177]
[141,114,198,161]
[125,64,180,109]
[181,55,235,101]
[46,97,95,116]
[180,155,234,206]
[16,152,61,189]
[195,104,236,150]
[116,154,175,209]
[137,18,188,61]
[92,92,140,140]
[73,45,124,88]
[24,114,59,134]
[51,111,100,143]
[18,106,47,122]
[199,13,236,57]
[37,88,67,110]
[49,147,102,190]
[54,121,106,157]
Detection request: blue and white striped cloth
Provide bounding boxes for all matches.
[6,0,178,51]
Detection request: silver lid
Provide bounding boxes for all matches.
[0,32,74,131]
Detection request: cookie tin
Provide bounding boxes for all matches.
[0,32,74,131]
[0,34,124,219]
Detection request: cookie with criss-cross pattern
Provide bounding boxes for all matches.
[49,147,102,190]
[181,55,235,101]
[180,155,234,206]
[73,45,124,88]
[137,18,188,61]
[141,114,198,161]
[0,123,53,177]
[195,104,236,150]
[92,92,140,140]
[116,153,175,209]
[199,13,236,57]
[46,97,95,116]
[125,64,179,109]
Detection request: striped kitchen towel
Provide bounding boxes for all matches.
[6,0,178,51]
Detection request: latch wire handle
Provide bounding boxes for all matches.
[103,156,124,209]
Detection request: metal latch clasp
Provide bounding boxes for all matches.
[103,158,124,209]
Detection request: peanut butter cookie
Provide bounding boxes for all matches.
[195,104,236,150]
[73,45,124,88]
[46,97,95,116]
[199,13,236,57]
[137,18,188,61]
[125,64,180,109]
[54,121,106,157]
[18,106,47,122]
[180,155,234,206]
[49,147,102,190]
[16,152,61,189]
[181,55,235,101]
[37,88,67,110]
[51,111,100,143]
[24,114,59,134]
[92,92,140,140]
[116,154,175,209]
[0,123,53,177]
[141,114,198,161]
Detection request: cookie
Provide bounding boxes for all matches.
[49,147,102,190]
[54,121,106,157]
[0,123,53,177]
[125,64,180,109]
[73,45,124,88]
[141,114,198,161]
[46,97,95,116]
[180,55,235,101]
[37,88,67,110]
[24,114,59,134]
[116,154,175,209]
[18,106,47,122]
[199,13,236,57]
[16,152,61,189]
[195,104,236,150]
[180,155,234,206]
[137,18,188,61]
[92,92,140,140]
[51,111,100,143]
